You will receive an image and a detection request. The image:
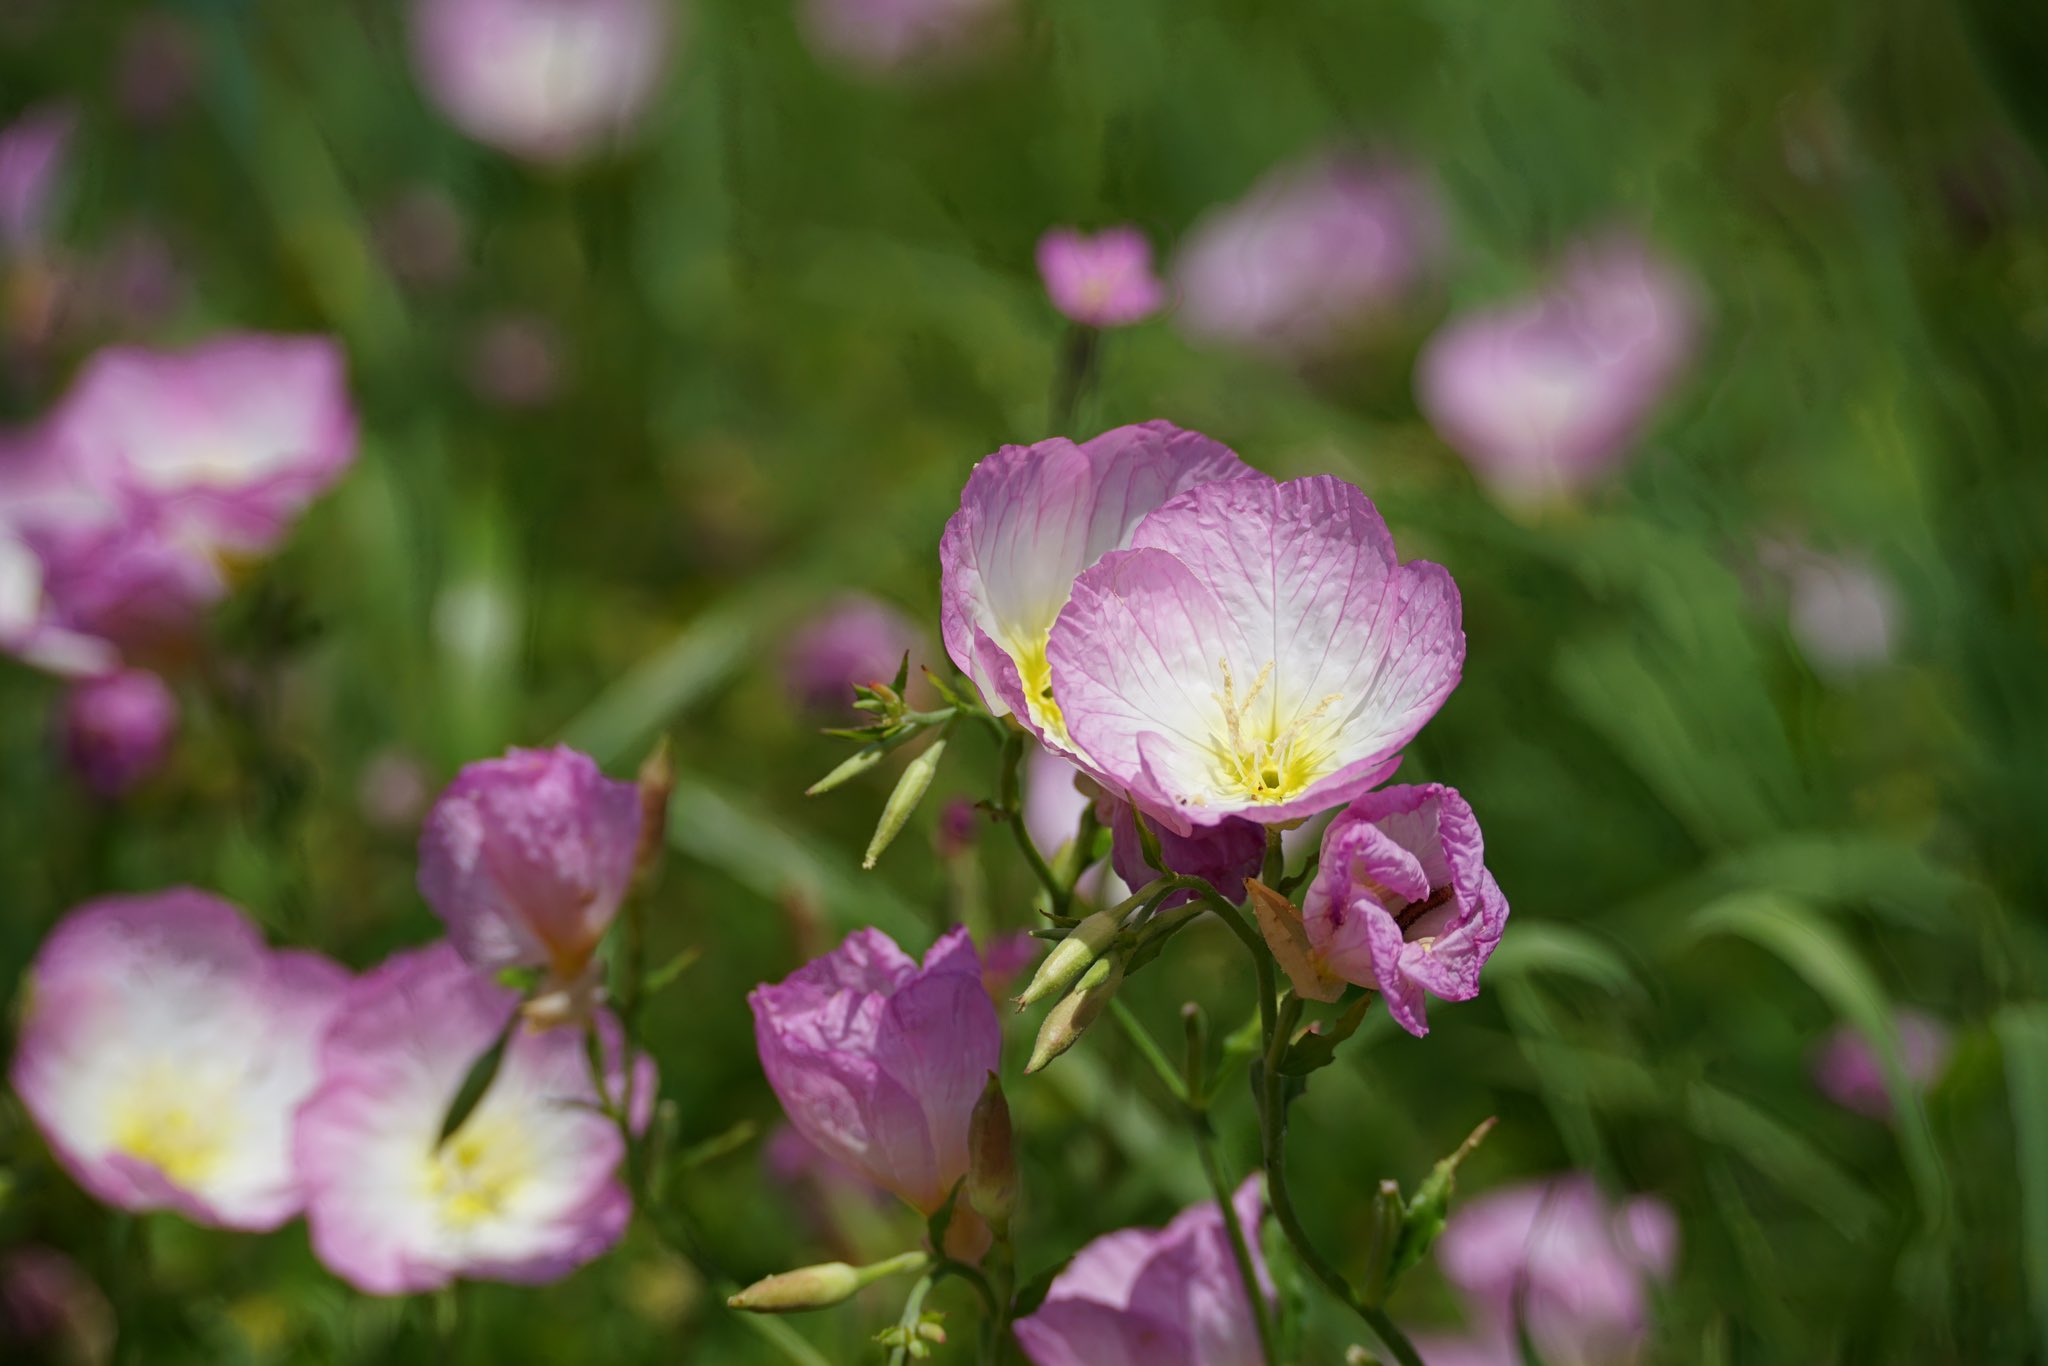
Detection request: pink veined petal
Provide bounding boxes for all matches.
[1013,1297,1167,1366]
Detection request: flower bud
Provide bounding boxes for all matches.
[727,1250,929,1314]
[1025,954,1123,1074]
[1014,905,1120,1010]
[633,734,674,886]
[862,736,946,870]
[966,1072,1017,1234]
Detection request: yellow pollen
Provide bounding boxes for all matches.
[1211,658,1343,804]
[423,1119,532,1228]
[109,1063,235,1186]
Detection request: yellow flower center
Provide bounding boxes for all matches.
[423,1117,533,1228]
[1015,632,1070,745]
[1210,658,1342,805]
[109,1062,236,1186]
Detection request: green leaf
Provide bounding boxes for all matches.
[1486,922,1637,995]
[1995,1003,2048,1363]
[438,1012,517,1146]
[1686,892,1951,1239]
[1279,994,1373,1076]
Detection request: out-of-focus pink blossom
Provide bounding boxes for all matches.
[116,13,203,126]
[1812,1008,1951,1120]
[1049,474,1464,835]
[58,666,177,797]
[374,186,469,290]
[781,593,927,715]
[1174,153,1447,362]
[1759,542,1901,679]
[1430,1177,1678,1366]
[1300,784,1508,1037]
[800,0,1012,81]
[1037,227,1166,329]
[466,312,564,407]
[295,941,648,1294]
[1417,232,1700,504]
[979,929,1039,1000]
[0,1246,112,1364]
[0,104,71,252]
[357,748,433,833]
[1013,1177,1271,1366]
[409,0,675,164]
[750,926,1000,1216]
[10,890,350,1229]
[418,745,643,980]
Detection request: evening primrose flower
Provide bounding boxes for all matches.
[749,926,999,1217]
[409,0,674,164]
[1417,233,1699,505]
[1428,1177,1678,1366]
[9,890,349,1229]
[940,421,1254,745]
[1037,227,1166,329]
[58,666,177,797]
[1013,1177,1270,1366]
[1299,784,1507,1037]
[418,745,643,982]
[1048,475,1464,834]
[1812,1008,1950,1120]
[295,942,647,1294]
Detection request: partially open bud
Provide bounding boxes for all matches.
[1025,955,1123,1074]
[633,735,675,886]
[1015,905,1121,1010]
[966,1073,1017,1234]
[727,1250,929,1314]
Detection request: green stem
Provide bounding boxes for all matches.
[887,1273,936,1366]
[997,730,1066,915]
[1111,998,1189,1104]
[1189,1099,1280,1366]
[1049,324,1101,433]
[1256,994,1423,1366]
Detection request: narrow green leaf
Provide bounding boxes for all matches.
[1485,922,1637,995]
[439,1012,517,1146]
[1995,1003,2048,1362]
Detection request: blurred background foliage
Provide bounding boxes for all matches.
[3,0,2048,1362]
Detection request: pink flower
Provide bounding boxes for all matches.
[466,312,564,408]
[46,334,358,560]
[1433,1177,1678,1366]
[1037,227,1166,329]
[1013,1176,1270,1366]
[781,593,928,714]
[0,104,72,252]
[295,942,646,1294]
[58,666,177,797]
[0,1246,111,1361]
[749,926,1000,1215]
[1812,1008,1951,1120]
[409,0,674,164]
[9,890,349,1229]
[1765,544,1901,679]
[1049,475,1464,834]
[1100,793,1264,909]
[940,421,1254,746]
[800,0,1011,80]
[418,745,643,980]
[1299,784,1507,1037]
[1174,153,1447,361]
[1417,233,1699,504]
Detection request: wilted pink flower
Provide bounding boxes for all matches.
[1101,792,1263,910]
[1812,1008,1951,1120]
[1037,227,1165,329]
[295,942,645,1294]
[466,312,564,408]
[1433,1177,1677,1366]
[1174,153,1447,362]
[1050,475,1464,835]
[781,593,927,714]
[1417,233,1699,504]
[800,0,1011,80]
[9,890,349,1229]
[940,421,1253,746]
[59,666,177,797]
[1013,1176,1270,1366]
[409,0,674,164]
[1299,784,1507,1037]
[0,104,72,252]
[418,745,643,980]
[48,334,358,558]
[749,926,1000,1215]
